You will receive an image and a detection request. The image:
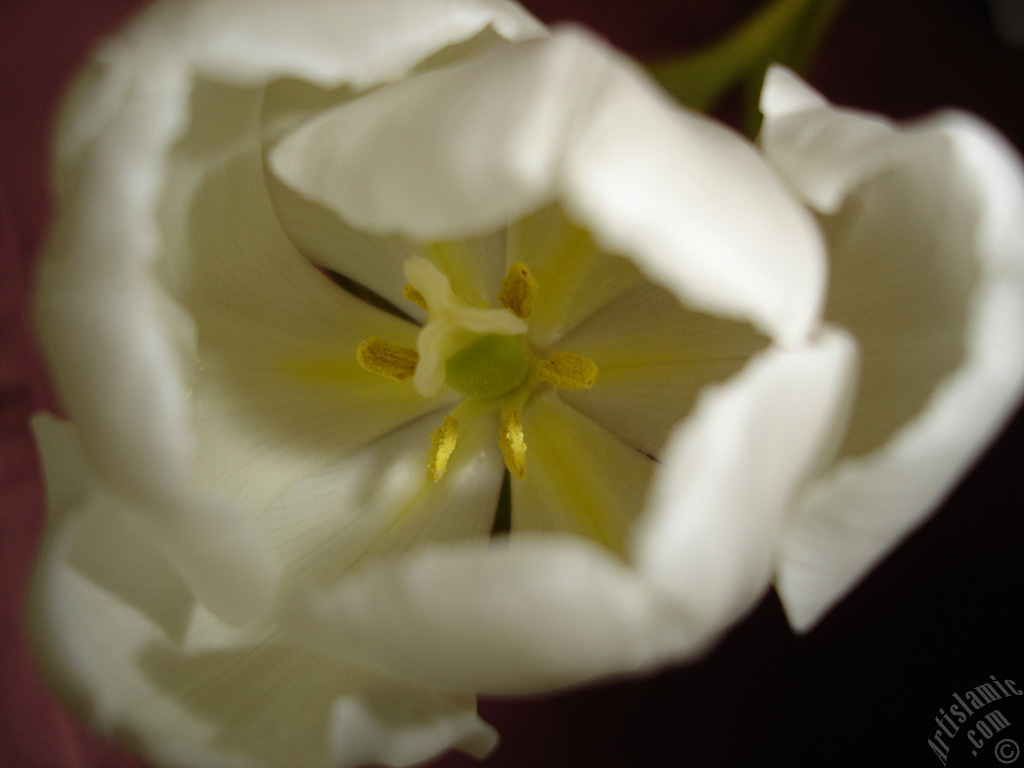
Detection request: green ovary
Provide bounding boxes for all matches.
[444,334,531,400]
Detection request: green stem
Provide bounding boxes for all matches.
[647,0,847,135]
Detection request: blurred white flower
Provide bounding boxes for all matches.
[760,67,1024,631]
[28,3,859,768]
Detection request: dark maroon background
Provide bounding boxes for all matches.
[2,1,1022,767]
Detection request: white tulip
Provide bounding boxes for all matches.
[29,3,857,767]
[760,66,1024,633]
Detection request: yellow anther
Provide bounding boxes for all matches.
[402,283,428,311]
[356,337,419,381]
[427,415,459,482]
[538,352,598,390]
[498,262,538,319]
[498,409,527,479]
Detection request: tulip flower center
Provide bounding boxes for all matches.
[356,256,598,481]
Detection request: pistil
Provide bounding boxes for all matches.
[444,334,531,400]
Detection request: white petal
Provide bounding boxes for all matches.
[328,685,497,767]
[267,33,582,237]
[778,284,1024,631]
[37,79,202,532]
[271,28,826,344]
[631,328,858,634]
[760,65,945,216]
[167,0,543,311]
[118,0,545,90]
[552,280,768,458]
[30,416,495,768]
[257,411,505,588]
[557,40,825,346]
[191,295,451,517]
[280,534,698,694]
[173,100,452,513]
[265,161,422,317]
[762,75,1024,630]
[30,512,252,768]
[261,47,517,312]
[33,412,278,629]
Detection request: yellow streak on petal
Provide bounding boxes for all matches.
[356,337,419,381]
[514,396,655,556]
[498,409,527,479]
[402,283,428,311]
[538,352,598,390]
[498,261,539,319]
[427,415,459,482]
[278,358,360,386]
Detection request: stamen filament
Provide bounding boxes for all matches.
[498,262,538,319]
[427,415,459,482]
[538,352,598,390]
[356,337,419,380]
